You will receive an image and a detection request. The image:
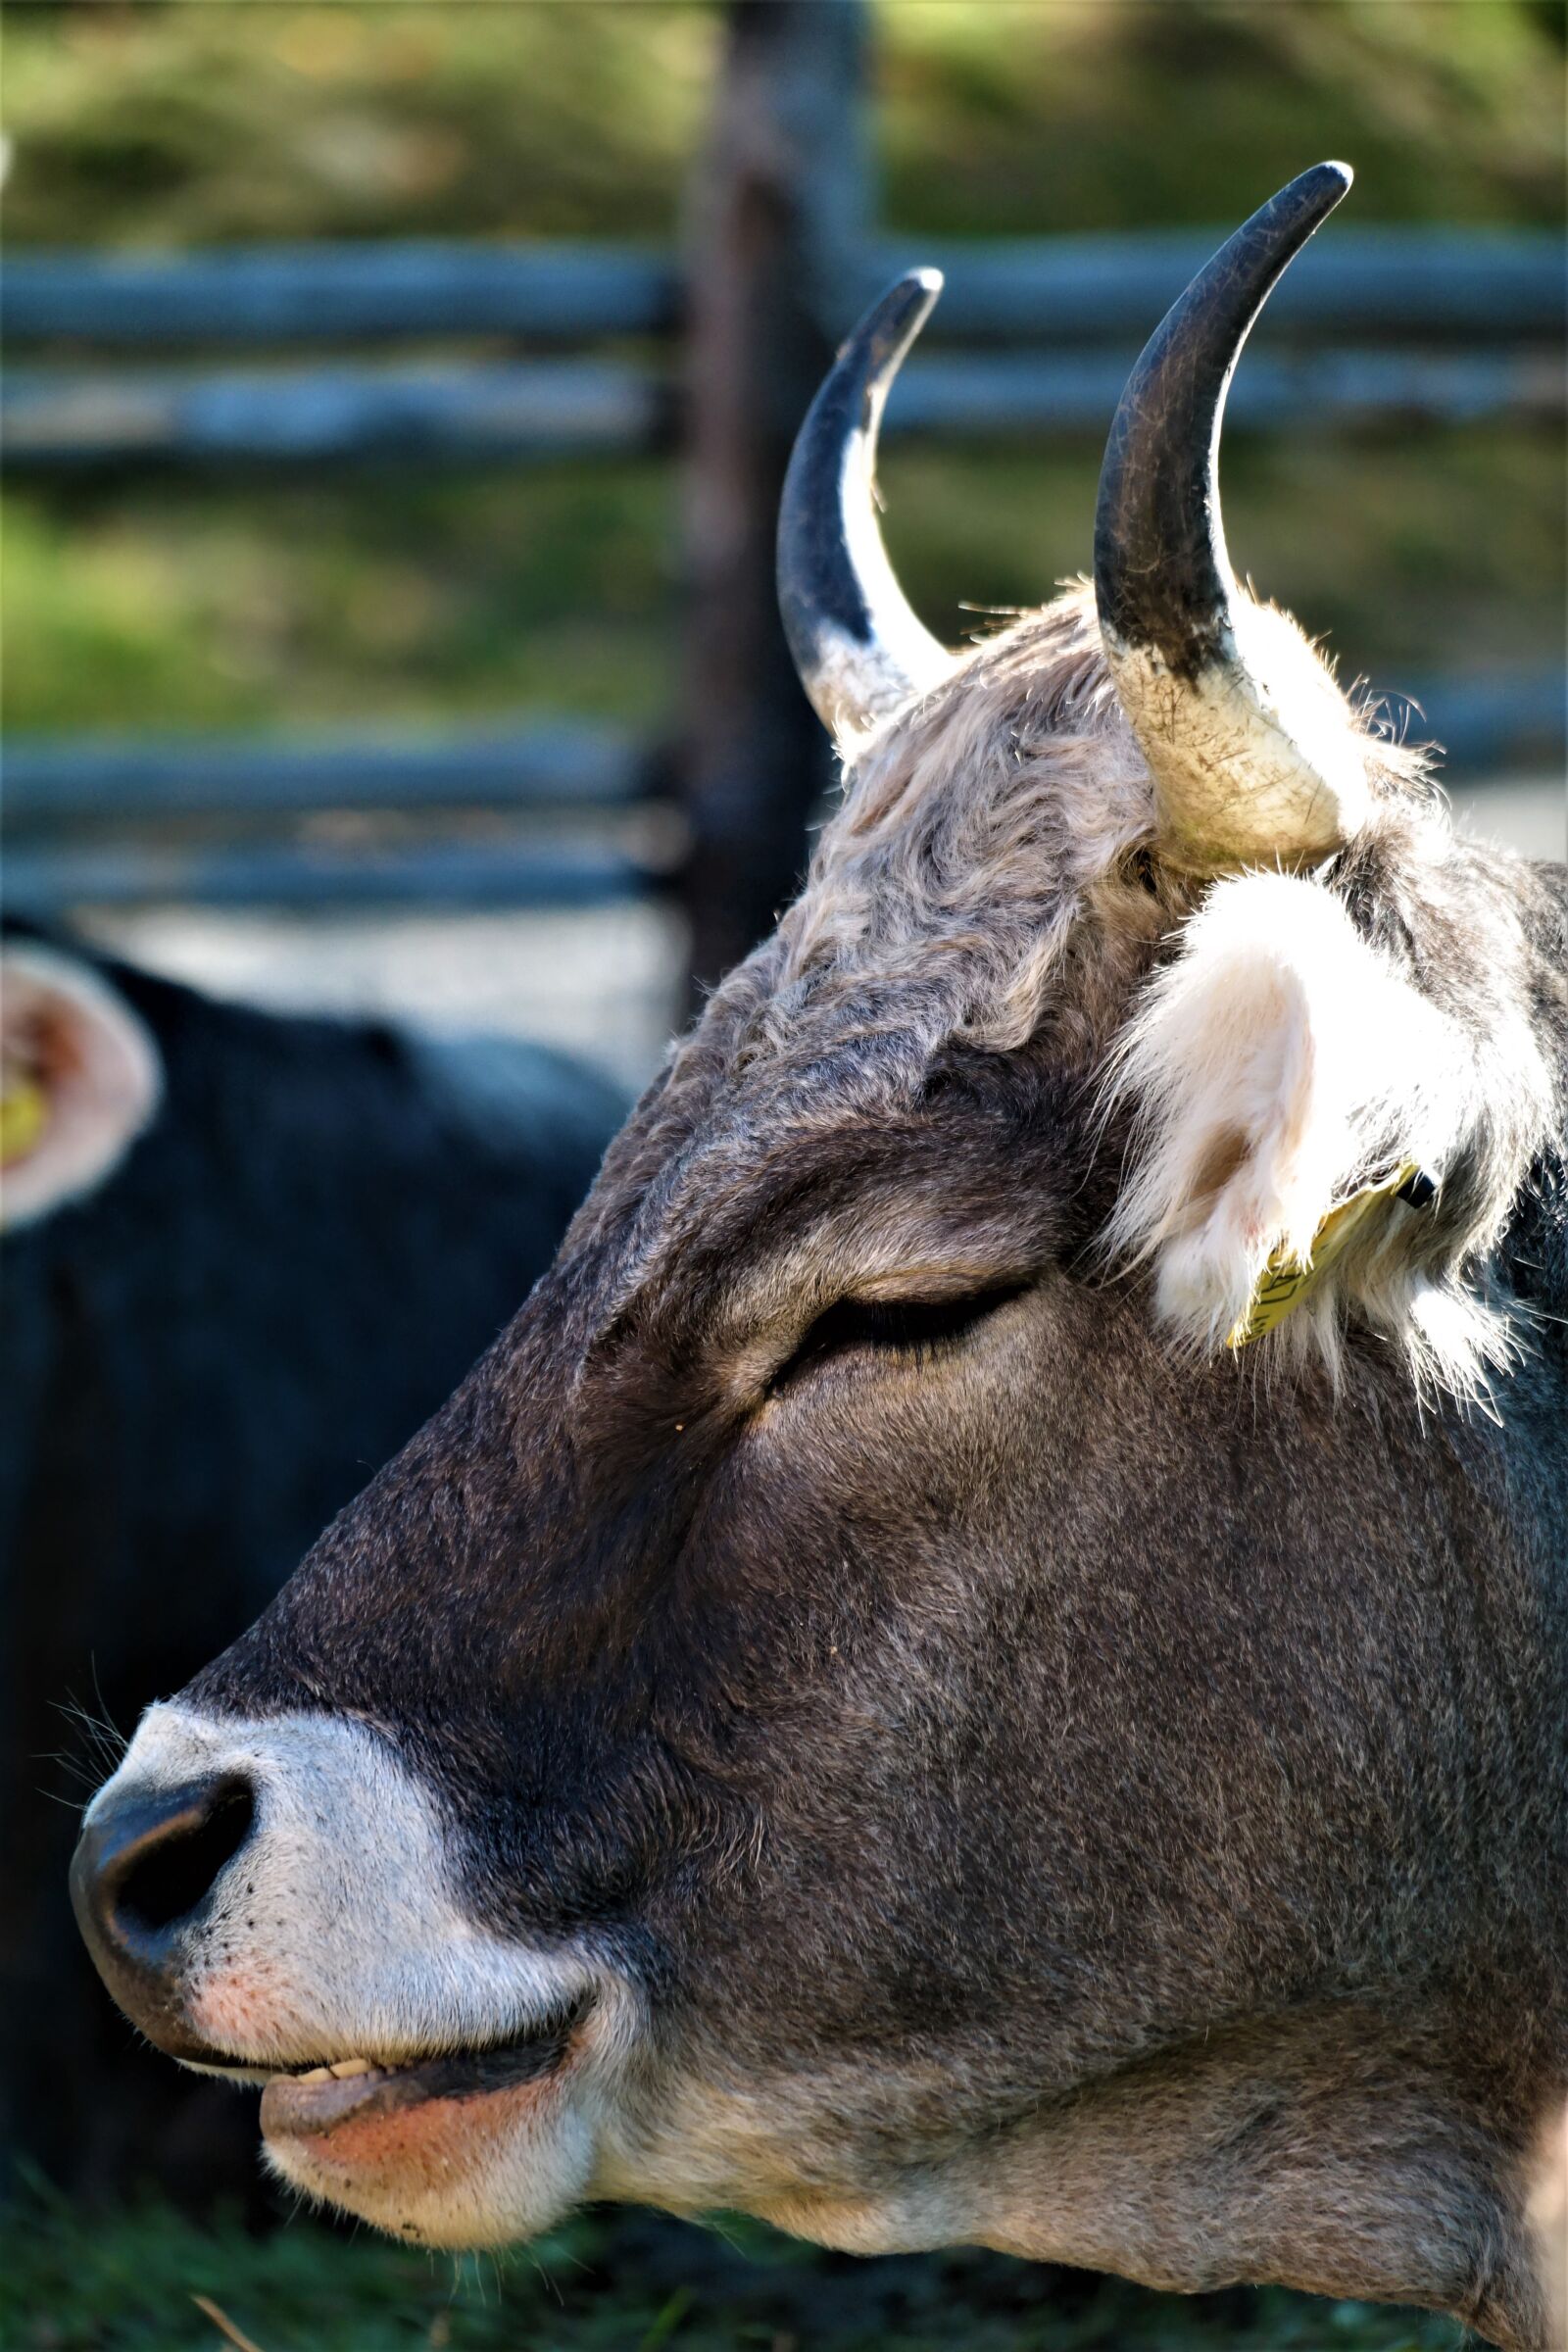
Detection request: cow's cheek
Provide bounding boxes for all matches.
[263,2077,595,2246]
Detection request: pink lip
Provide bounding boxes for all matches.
[260,2001,583,2152]
[262,2067,568,2216]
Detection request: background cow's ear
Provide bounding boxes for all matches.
[1102,871,1480,1373]
[1,943,163,1229]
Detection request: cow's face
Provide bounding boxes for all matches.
[71,835,1196,2246]
[73,172,1561,2331]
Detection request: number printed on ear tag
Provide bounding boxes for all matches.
[1226,1162,1423,1350]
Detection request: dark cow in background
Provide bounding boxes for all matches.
[1,927,622,2201]
[70,170,1568,2345]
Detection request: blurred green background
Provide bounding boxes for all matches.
[1,2165,1471,2351]
[2,4,1562,2346]
[4,0,1563,739]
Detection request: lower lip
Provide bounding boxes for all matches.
[260,2018,579,2164]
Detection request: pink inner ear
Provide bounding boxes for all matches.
[1188,1126,1250,1208]
[0,950,163,1229]
[1102,865,1487,1365]
[34,992,93,1085]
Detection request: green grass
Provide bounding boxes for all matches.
[876,0,1564,236]
[2,2171,1465,2352]
[3,2,1560,248]
[1,466,681,735]
[5,424,1559,741]
[0,4,719,247]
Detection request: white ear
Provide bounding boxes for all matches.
[1,944,163,1229]
[1103,871,1480,1376]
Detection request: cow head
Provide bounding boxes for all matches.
[71,170,1566,2345]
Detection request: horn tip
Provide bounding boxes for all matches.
[1298,158,1353,215]
[853,269,942,386]
[878,267,944,332]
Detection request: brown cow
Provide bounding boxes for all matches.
[72,167,1567,2347]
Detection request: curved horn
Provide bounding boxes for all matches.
[1095,163,1372,870]
[778,270,955,738]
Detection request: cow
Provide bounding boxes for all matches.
[67,166,1567,2346]
[2,929,622,2200]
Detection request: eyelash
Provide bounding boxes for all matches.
[767,1284,1024,1396]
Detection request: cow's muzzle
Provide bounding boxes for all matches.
[70,1768,257,2061]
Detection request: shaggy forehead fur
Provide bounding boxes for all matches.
[786,586,1157,1030]
[760,584,1432,1064]
[579,590,1158,1301]
[619,584,1422,1166]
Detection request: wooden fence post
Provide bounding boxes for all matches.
[677,0,869,1004]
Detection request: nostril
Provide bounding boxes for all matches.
[72,1767,261,2059]
[104,1773,256,1941]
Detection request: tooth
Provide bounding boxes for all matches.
[328,2057,373,2078]
[297,2066,332,2083]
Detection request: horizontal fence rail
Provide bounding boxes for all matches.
[3,838,663,915]
[890,347,1562,433]
[866,230,1568,344]
[0,243,680,348]
[6,231,1561,349]
[7,345,1559,472]
[3,721,652,824]
[1381,674,1566,771]
[3,359,666,468]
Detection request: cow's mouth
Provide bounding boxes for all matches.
[256,1997,587,2147]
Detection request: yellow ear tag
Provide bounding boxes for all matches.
[1226,1161,1422,1351]
[0,1075,50,1169]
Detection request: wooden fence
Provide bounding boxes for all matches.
[4,0,1563,990]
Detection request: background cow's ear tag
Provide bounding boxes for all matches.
[1226,1161,1425,1350]
[0,1072,50,1168]
[0,946,163,1231]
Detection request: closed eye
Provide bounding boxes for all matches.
[766,1283,1025,1397]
